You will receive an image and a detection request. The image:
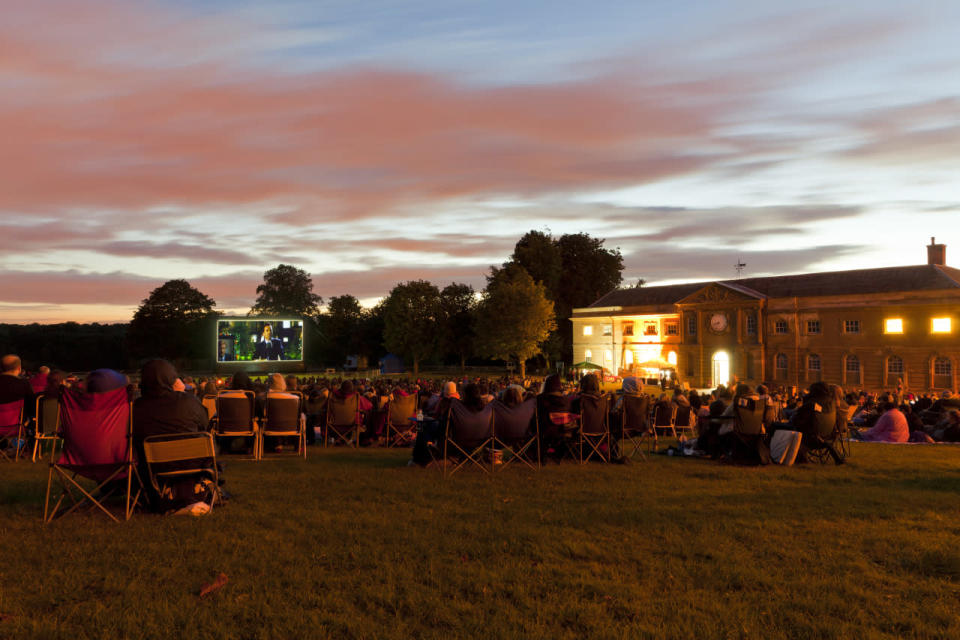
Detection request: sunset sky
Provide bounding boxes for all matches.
[2,0,958,323]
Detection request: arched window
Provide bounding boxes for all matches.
[775,353,788,380]
[584,349,592,363]
[845,354,861,385]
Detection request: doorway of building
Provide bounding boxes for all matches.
[712,351,730,387]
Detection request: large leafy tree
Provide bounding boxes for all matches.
[554,233,624,359]
[510,230,561,295]
[127,279,217,364]
[438,282,476,372]
[249,264,322,318]
[381,280,441,377]
[475,268,555,378]
[318,294,366,366]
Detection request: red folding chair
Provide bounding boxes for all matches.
[43,387,142,523]
[0,399,25,462]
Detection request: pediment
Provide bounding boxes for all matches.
[676,282,765,305]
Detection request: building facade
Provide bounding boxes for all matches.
[571,240,960,392]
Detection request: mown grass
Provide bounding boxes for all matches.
[2,443,960,639]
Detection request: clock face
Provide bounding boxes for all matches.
[710,313,728,332]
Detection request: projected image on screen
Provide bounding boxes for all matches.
[217,319,303,362]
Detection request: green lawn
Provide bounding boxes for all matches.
[2,443,960,639]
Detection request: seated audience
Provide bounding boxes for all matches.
[132,359,216,513]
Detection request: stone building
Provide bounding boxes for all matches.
[571,239,960,392]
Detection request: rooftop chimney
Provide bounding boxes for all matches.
[927,237,946,266]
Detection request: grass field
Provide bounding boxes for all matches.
[2,443,960,639]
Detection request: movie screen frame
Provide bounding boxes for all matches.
[216,318,304,363]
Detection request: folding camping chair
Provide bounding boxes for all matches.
[732,396,766,462]
[804,402,848,465]
[491,398,539,470]
[324,393,361,447]
[619,394,652,458]
[674,404,697,439]
[201,394,218,424]
[652,402,679,441]
[261,392,307,458]
[43,386,142,523]
[32,393,61,462]
[213,391,260,459]
[384,393,418,447]
[578,393,611,463]
[443,400,495,475]
[0,399,25,462]
[142,432,220,509]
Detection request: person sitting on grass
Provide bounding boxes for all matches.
[132,359,218,515]
[854,396,908,443]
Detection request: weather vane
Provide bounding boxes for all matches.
[734,258,746,279]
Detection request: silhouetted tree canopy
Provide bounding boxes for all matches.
[250,264,322,318]
[381,280,441,377]
[127,279,217,364]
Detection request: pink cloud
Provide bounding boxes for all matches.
[0,1,739,220]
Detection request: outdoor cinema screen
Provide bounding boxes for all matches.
[217,319,304,362]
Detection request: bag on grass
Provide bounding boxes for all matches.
[770,430,802,466]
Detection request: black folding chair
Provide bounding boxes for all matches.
[491,398,539,470]
[805,402,848,465]
[619,394,652,459]
[578,393,611,463]
[443,400,494,475]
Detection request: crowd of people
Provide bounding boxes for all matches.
[5,351,960,515]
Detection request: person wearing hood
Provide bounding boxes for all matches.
[133,359,214,512]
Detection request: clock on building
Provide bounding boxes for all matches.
[710,313,728,333]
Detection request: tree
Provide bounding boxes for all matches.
[510,230,561,295]
[475,268,555,378]
[555,233,623,361]
[381,281,441,377]
[127,279,217,364]
[438,283,477,372]
[249,264,322,318]
[318,294,366,366]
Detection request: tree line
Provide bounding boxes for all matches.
[2,231,624,373]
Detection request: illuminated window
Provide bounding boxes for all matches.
[665,322,680,336]
[774,320,788,335]
[884,318,904,334]
[887,356,903,374]
[844,320,860,334]
[644,322,658,336]
[604,350,613,363]
[806,319,820,335]
[622,322,634,336]
[932,318,952,333]
[602,324,612,337]
[584,349,592,362]
[583,325,593,336]
[624,350,633,365]
[667,351,678,366]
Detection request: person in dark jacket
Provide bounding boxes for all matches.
[537,374,574,461]
[132,359,214,512]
